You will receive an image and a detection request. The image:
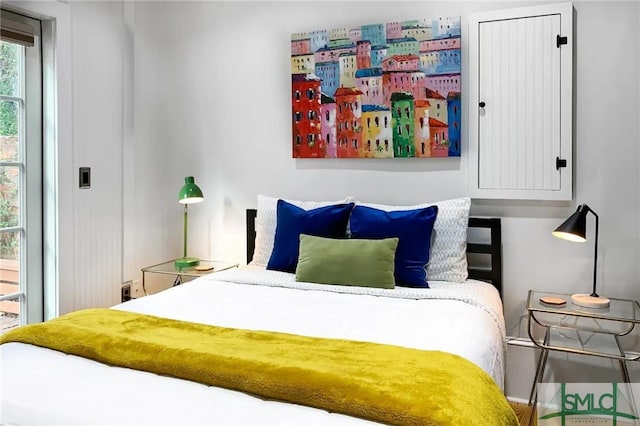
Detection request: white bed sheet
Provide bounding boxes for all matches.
[0,267,506,425]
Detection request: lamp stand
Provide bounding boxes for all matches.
[175,204,199,268]
[570,209,609,308]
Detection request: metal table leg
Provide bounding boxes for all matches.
[528,327,551,407]
[528,347,549,405]
[142,271,149,296]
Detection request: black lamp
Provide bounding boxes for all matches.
[552,204,610,308]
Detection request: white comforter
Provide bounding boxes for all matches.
[0,267,506,425]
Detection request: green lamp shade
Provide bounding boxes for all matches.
[178,176,204,204]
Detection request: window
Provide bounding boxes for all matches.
[294,111,302,122]
[0,10,43,330]
[306,88,315,100]
[374,117,379,127]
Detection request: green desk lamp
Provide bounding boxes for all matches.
[175,176,204,268]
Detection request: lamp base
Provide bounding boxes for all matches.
[175,257,200,268]
[571,293,610,308]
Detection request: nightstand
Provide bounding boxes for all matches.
[141,260,239,296]
[526,289,640,406]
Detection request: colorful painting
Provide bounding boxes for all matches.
[291,17,461,159]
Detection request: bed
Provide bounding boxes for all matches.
[0,197,515,426]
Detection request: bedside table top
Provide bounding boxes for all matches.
[527,289,640,324]
[141,260,239,277]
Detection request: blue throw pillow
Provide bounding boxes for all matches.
[349,205,439,288]
[266,200,355,273]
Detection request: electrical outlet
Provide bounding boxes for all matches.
[131,279,142,298]
[121,281,132,302]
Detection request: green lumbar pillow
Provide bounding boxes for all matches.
[295,234,398,289]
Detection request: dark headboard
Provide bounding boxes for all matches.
[245,209,502,296]
[467,217,502,295]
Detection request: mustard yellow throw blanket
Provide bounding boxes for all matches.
[1,308,517,426]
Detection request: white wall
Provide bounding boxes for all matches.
[69,0,125,310]
[4,1,126,315]
[127,0,640,400]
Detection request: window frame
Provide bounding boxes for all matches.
[0,9,43,326]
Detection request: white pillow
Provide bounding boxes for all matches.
[355,197,471,282]
[251,194,356,267]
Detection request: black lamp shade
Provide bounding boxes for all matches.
[551,204,606,305]
[552,207,587,242]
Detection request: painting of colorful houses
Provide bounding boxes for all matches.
[291,17,461,159]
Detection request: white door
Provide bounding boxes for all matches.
[0,9,43,330]
[468,2,573,200]
[479,14,561,191]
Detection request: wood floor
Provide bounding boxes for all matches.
[510,401,537,426]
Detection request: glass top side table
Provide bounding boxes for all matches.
[526,289,640,407]
[141,260,239,296]
[528,290,640,324]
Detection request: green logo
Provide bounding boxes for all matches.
[539,383,639,425]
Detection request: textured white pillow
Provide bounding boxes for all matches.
[251,194,356,267]
[356,197,471,282]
